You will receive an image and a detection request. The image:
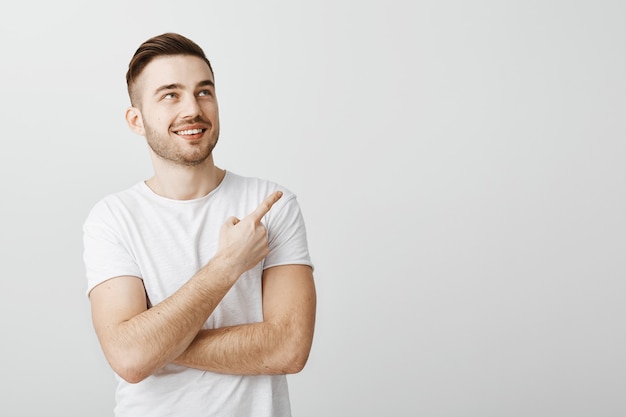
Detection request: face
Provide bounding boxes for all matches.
[126,55,220,166]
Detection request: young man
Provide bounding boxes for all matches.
[82,33,316,417]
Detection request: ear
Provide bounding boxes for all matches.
[125,106,146,136]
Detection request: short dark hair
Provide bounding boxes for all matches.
[126,32,215,105]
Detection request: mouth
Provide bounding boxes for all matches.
[173,127,207,140]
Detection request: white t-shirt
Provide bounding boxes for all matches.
[83,171,313,417]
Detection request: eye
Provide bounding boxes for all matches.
[163,92,178,99]
[198,89,212,97]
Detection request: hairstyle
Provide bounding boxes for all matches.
[126,32,215,106]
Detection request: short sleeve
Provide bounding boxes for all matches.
[82,200,142,296]
[264,194,313,271]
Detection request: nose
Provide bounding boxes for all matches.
[179,94,202,119]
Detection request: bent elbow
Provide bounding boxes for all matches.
[117,368,149,384]
[108,354,153,384]
[284,354,309,374]
[280,338,312,374]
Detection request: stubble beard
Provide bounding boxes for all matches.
[144,119,219,167]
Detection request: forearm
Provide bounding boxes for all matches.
[100,258,238,382]
[174,265,317,376]
[173,319,311,375]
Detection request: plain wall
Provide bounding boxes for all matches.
[0,1,624,416]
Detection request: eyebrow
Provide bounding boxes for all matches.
[153,80,215,96]
[197,80,215,89]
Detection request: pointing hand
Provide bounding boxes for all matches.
[217,191,283,277]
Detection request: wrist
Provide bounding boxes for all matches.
[206,251,244,285]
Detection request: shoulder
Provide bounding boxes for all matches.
[221,171,301,222]
[84,182,147,225]
[223,171,297,203]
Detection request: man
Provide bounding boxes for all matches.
[82,32,316,417]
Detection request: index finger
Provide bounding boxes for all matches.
[247,190,283,223]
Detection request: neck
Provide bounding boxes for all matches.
[146,154,225,200]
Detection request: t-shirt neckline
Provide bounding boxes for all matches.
[138,170,231,204]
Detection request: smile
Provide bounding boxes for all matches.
[176,128,205,135]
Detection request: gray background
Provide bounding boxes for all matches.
[1,1,624,416]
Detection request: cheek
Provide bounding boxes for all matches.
[202,101,219,116]
[146,112,169,129]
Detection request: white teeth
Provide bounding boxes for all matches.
[177,128,203,135]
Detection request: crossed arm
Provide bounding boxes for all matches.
[173,264,315,375]
[88,192,316,383]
